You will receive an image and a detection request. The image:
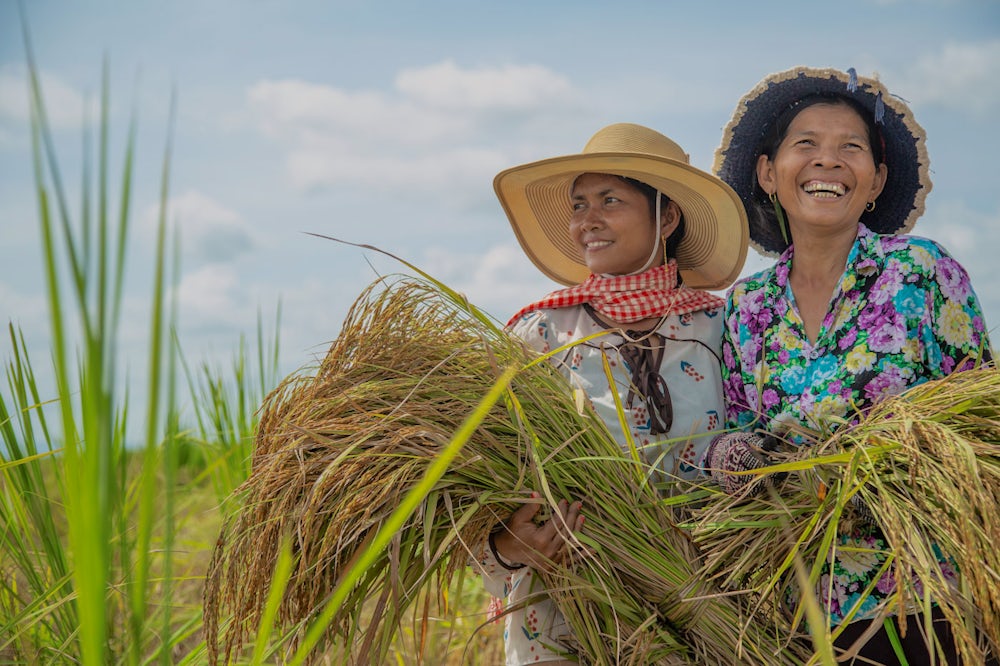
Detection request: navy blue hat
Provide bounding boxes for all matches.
[713,67,931,257]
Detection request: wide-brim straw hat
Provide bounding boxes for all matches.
[494,123,749,290]
[713,66,931,257]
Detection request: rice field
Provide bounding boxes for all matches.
[5,39,999,666]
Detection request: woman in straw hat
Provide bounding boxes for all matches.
[707,66,994,662]
[475,123,749,665]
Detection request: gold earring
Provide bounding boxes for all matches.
[769,192,777,204]
[866,200,876,212]
[662,237,669,266]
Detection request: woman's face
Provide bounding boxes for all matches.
[568,173,679,275]
[757,102,887,237]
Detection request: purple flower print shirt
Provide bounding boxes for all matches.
[721,224,992,625]
[723,224,991,434]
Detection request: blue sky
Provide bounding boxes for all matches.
[1,0,998,412]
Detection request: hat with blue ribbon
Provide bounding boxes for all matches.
[713,66,931,257]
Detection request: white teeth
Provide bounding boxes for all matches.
[803,182,846,196]
[586,240,611,249]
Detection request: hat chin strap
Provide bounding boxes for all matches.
[604,190,663,278]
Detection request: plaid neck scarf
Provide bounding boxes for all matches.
[506,261,725,328]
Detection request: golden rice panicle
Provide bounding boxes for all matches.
[827,367,1000,661]
[204,275,811,664]
[204,277,519,662]
[692,366,1000,663]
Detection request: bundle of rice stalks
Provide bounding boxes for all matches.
[692,367,1000,663]
[203,274,810,665]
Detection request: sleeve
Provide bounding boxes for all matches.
[720,282,760,430]
[507,309,551,354]
[468,535,514,598]
[922,246,994,373]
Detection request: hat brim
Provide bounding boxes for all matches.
[713,67,931,257]
[494,153,749,290]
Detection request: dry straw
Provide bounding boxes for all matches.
[203,274,810,665]
[693,366,1000,663]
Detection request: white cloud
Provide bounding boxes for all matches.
[175,263,245,322]
[920,199,1000,331]
[395,60,575,111]
[287,144,507,193]
[898,40,1000,115]
[0,280,49,333]
[0,64,86,130]
[420,243,559,321]
[140,190,254,266]
[246,61,580,194]
[247,78,467,146]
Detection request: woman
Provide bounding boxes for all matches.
[708,67,994,663]
[474,123,749,665]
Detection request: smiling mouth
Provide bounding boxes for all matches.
[803,181,846,198]
[584,240,612,250]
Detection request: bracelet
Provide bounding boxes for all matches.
[488,529,526,571]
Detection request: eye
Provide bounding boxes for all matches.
[604,195,621,205]
[571,201,586,212]
[843,142,865,151]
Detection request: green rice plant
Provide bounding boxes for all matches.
[1,326,76,661]
[178,306,283,506]
[0,16,187,663]
[204,269,813,665]
[691,367,1000,664]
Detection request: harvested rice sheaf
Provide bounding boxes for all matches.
[203,275,809,665]
[692,366,1000,663]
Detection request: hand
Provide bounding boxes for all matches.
[705,432,781,496]
[492,496,585,571]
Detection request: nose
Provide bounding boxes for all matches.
[577,205,603,229]
[813,142,843,167]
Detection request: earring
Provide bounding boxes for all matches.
[866,200,876,212]
[662,237,669,267]
[769,192,790,245]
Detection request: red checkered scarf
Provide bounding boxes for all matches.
[506,261,724,328]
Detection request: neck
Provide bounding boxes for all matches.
[788,223,858,284]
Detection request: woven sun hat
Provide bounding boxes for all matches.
[494,123,749,290]
[713,66,931,257]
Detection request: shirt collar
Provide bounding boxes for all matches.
[770,223,884,291]
[851,223,883,278]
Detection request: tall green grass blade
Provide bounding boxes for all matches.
[791,554,836,666]
[884,618,909,666]
[250,537,296,665]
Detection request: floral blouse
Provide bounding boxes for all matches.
[721,223,993,625]
[476,303,725,665]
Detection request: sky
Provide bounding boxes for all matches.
[1,0,999,423]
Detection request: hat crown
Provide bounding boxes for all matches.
[583,123,690,165]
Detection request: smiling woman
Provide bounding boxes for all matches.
[708,65,996,664]
[476,122,749,665]
[568,173,682,277]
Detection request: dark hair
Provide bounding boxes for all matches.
[617,175,687,259]
[758,93,884,164]
[751,94,884,240]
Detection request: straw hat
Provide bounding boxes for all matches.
[494,123,749,290]
[713,66,931,257]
